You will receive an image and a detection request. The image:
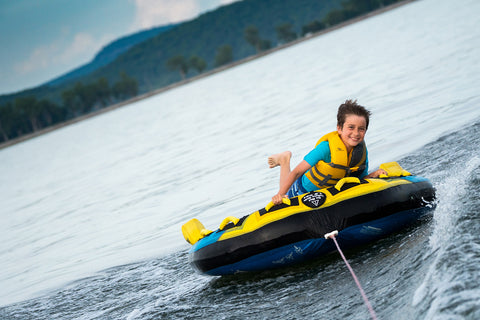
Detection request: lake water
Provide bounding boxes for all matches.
[1,0,480,318]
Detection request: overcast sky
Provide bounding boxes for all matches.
[0,0,241,95]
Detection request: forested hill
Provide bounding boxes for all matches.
[84,0,343,93]
[0,24,176,105]
[0,0,343,105]
[0,0,407,145]
[45,24,177,87]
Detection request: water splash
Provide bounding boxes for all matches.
[413,156,480,318]
[428,157,480,249]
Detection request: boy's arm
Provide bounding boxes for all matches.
[272,160,311,204]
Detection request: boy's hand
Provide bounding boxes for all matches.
[272,193,288,205]
[365,169,387,178]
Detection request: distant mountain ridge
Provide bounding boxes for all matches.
[0,0,410,146]
[1,0,405,107]
[0,0,343,105]
[83,0,343,93]
[46,24,177,87]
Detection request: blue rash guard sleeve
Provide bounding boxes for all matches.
[300,141,370,192]
[303,141,331,166]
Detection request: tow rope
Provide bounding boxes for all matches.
[324,230,378,320]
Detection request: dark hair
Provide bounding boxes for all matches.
[337,99,371,129]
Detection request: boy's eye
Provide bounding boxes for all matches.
[347,125,366,131]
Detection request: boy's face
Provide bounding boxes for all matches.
[337,114,367,152]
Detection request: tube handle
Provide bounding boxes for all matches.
[265,197,291,212]
[219,216,240,230]
[334,177,361,191]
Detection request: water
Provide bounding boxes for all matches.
[1,0,480,318]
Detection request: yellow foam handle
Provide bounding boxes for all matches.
[379,161,411,178]
[182,218,212,245]
[265,197,291,212]
[219,216,240,230]
[335,177,361,191]
[200,229,213,237]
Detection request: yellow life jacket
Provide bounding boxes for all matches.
[304,131,367,188]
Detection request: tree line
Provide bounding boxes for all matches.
[0,72,138,143]
[1,0,405,145]
[164,22,300,79]
[164,0,402,79]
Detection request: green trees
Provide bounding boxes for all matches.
[323,9,350,27]
[244,25,271,52]
[0,72,138,143]
[35,99,64,127]
[189,55,207,73]
[276,23,297,44]
[244,25,260,49]
[62,73,138,115]
[0,102,26,141]
[95,77,112,107]
[215,45,233,67]
[0,97,65,142]
[62,82,98,115]
[0,104,14,141]
[302,20,326,36]
[323,0,400,27]
[165,46,234,74]
[166,54,207,78]
[166,55,189,79]
[16,96,41,132]
[112,72,138,100]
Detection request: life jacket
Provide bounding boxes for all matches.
[304,131,366,188]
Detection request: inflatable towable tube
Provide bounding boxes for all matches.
[182,162,436,276]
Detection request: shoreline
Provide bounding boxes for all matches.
[0,0,416,151]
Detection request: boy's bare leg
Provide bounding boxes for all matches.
[268,151,292,187]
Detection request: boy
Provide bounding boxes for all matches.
[269,100,386,205]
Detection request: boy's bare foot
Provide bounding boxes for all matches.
[268,151,292,168]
